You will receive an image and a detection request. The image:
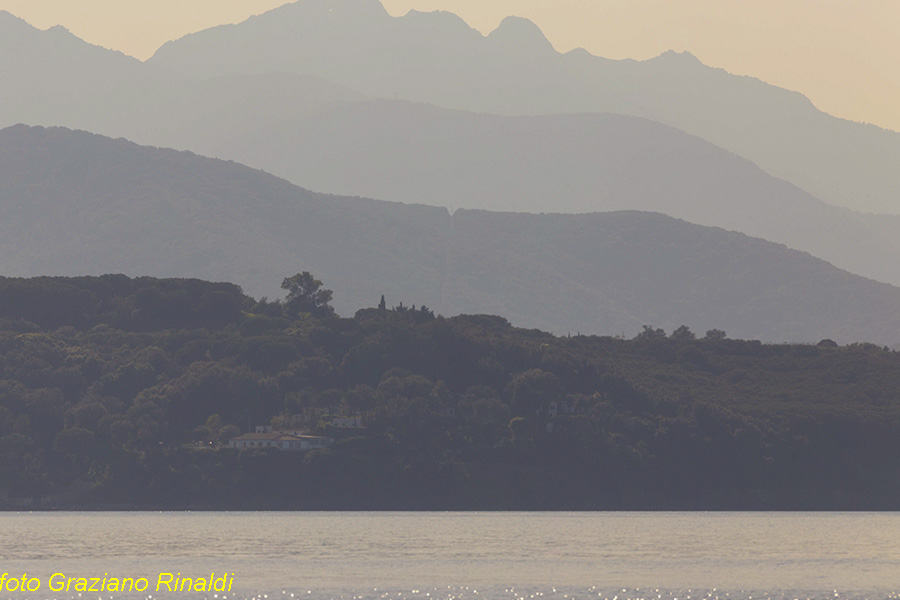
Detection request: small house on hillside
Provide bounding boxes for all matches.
[227,431,333,451]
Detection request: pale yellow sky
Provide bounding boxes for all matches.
[3,0,898,132]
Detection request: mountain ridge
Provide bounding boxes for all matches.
[3,124,900,345]
[146,0,900,214]
[4,13,900,293]
[487,16,555,53]
[174,97,900,289]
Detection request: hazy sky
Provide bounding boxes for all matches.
[3,0,898,132]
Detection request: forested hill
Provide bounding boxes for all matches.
[2,275,900,510]
[5,125,900,345]
[0,275,245,331]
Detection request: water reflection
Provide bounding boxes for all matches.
[1,513,899,598]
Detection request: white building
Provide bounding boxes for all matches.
[227,431,333,451]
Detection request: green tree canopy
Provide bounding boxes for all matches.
[281,272,334,318]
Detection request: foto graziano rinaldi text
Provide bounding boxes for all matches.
[0,572,235,593]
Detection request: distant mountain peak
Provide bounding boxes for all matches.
[650,49,704,65]
[0,9,34,31]
[403,8,477,30]
[46,23,75,36]
[0,11,75,40]
[268,0,388,20]
[488,15,555,53]
[0,9,137,60]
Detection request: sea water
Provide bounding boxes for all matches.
[1,512,898,600]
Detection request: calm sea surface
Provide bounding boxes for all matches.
[1,512,899,600]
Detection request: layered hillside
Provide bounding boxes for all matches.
[4,10,900,291]
[3,125,900,344]
[188,99,900,288]
[147,0,900,214]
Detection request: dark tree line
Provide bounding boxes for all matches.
[2,274,900,510]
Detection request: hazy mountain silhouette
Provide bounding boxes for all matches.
[0,10,175,133]
[4,10,900,292]
[184,99,900,288]
[0,10,363,137]
[147,0,900,215]
[4,125,900,345]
